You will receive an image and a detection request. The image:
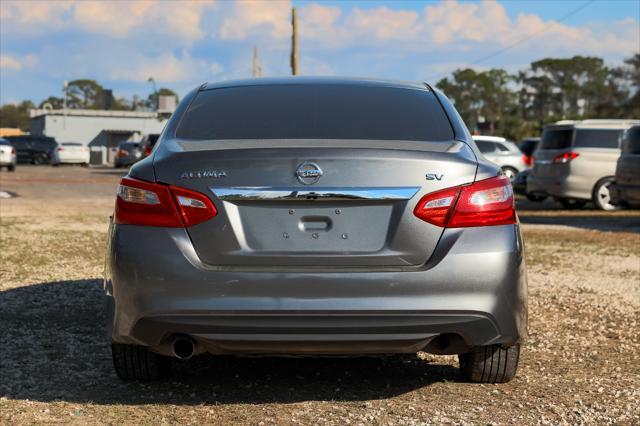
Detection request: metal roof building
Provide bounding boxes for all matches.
[28,108,169,165]
[29,108,168,147]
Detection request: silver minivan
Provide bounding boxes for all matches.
[527,119,640,210]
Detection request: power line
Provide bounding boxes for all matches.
[426,0,596,82]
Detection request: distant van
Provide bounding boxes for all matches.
[527,119,640,210]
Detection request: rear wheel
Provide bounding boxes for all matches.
[111,343,170,381]
[458,344,520,383]
[592,177,621,211]
[558,198,586,209]
[8,164,15,172]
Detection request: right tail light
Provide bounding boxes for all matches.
[115,177,217,227]
[552,152,579,164]
[414,175,515,228]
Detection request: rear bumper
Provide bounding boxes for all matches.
[105,223,527,356]
[527,174,586,200]
[610,182,640,205]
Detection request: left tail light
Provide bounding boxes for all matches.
[115,177,217,227]
[552,152,579,164]
[117,149,128,158]
[414,175,515,228]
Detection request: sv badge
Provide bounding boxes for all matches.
[426,173,444,181]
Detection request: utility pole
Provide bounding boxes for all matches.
[290,7,298,76]
[148,77,158,111]
[63,80,68,129]
[252,46,262,78]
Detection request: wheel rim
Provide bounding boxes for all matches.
[503,168,516,181]
[597,181,616,210]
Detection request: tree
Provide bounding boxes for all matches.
[39,96,64,109]
[0,101,36,130]
[436,68,515,135]
[66,79,104,109]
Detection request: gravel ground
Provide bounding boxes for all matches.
[1,166,639,424]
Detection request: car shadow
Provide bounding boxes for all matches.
[516,198,640,233]
[0,279,461,406]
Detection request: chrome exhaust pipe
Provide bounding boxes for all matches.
[172,336,195,360]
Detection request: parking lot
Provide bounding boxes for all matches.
[1,165,639,424]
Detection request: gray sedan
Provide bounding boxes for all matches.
[105,77,527,383]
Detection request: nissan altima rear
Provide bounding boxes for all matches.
[105,77,526,383]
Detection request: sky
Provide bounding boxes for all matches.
[1,0,638,106]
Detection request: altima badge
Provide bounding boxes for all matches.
[180,170,227,179]
[296,162,323,185]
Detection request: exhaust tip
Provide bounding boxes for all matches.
[172,336,195,360]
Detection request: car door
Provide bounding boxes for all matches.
[570,129,622,198]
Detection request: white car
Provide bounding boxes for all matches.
[0,138,17,171]
[472,135,529,181]
[51,142,90,166]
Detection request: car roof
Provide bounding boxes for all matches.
[201,76,429,92]
[548,119,640,130]
[472,135,507,143]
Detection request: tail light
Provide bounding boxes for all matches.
[552,152,579,164]
[115,177,217,227]
[11,147,16,155]
[414,175,515,228]
[57,147,64,151]
[117,149,128,158]
[522,154,533,167]
[144,145,152,156]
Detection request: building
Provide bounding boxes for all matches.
[28,108,169,165]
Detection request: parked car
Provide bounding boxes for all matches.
[106,77,527,383]
[4,135,57,164]
[527,119,640,210]
[114,141,143,168]
[472,135,528,181]
[518,137,540,168]
[610,125,640,208]
[141,133,160,157]
[51,142,90,166]
[0,138,17,171]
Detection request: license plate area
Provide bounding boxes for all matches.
[236,202,393,253]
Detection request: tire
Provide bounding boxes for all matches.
[526,193,546,202]
[111,343,170,381]
[592,177,621,211]
[501,167,518,182]
[459,344,520,383]
[33,153,48,165]
[8,164,15,172]
[558,198,586,209]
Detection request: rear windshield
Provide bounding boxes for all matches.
[541,128,573,150]
[519,139,539,156]
[574,129,621,149]
[0,139,10,146]
[623,126,640,154]
[176,85,454,141]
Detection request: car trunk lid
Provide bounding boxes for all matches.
[153,139,478,267]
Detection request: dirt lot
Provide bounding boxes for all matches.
[1,166,639,425]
